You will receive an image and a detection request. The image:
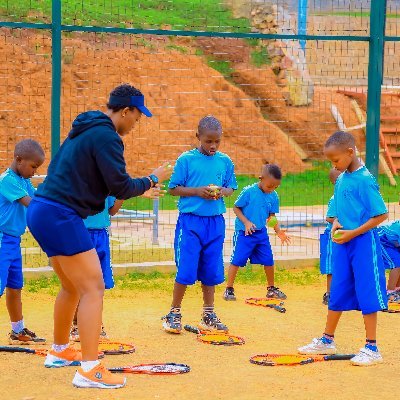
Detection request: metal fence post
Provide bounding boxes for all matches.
[365,0,387,177]
[51,0,62,158]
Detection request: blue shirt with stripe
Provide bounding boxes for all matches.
[169,148,237,216]
[333,166,387,230]
[379,220,400,247]
[0,168,35,237]
[84,196,116,229]
[234,183,279,231]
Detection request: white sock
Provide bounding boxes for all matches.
[81,360,100,372]
[11,319,24,333]
[52,343,69,353]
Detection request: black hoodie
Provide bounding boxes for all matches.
[36,111,151,218]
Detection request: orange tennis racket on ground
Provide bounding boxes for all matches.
[382,302,400,313]
[245,298,286,313]
[109,363,190,374]
[249,353,355,366]
[97,341,136,355]
[184,325,245,345]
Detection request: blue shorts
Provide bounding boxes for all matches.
[230,228,273,267]
[88,228,114,289]
[0,233,23,295]
[378,232,400,270]
[329,230,388,314]
[174,213,225,286]
[27,197,94,257]
[319,230,334,275]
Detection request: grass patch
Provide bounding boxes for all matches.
[165,44,188,54]
[110,247,174,264]
[250,46,271,67]
[0,0,250,32]
[206,59,234,77]
[24,267,322,295]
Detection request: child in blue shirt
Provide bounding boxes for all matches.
[223,163,290,301]
[299,131,388,366]
[0,139,46,345]
[69,196,123,341]
[162,115,237,334]
[320,168,341,305]
[377,220,400,302]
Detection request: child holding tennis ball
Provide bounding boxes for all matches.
[299,131,388,366]
[162,115,237,334]
[223,163,291,301]
[319,168,341,305]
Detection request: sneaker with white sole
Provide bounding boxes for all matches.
[350,347,383,366]
[72,362,126,389]
[198,312,228,332]
[298,337,337,355]
[44,346,82,368]
[223,287,236,301]
[161,311,182,334]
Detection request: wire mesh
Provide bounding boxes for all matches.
[0,0,399,274]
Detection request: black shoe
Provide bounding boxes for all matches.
[223,287,236,301]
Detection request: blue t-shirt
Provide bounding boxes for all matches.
[324,195,335,233]
[234,183,279,231]
[0,168,35,237]
[380,220,400,247]
[84,196,116,229]
[333,166,387,230]
[169,148,237,216]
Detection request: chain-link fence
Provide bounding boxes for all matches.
[0,0,399,271]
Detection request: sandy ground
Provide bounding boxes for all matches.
[0,282,398,400]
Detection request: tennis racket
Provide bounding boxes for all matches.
[109,363,190,375]
[250,353,355,366]
[97,341,136,355]
[245,298,286,313]
[0,346,105,358]
[184,325,245,346]
[382,302,400,313]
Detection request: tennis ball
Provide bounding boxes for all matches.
[333,230,342,239]
[267,216,278,228]
[165,163,172,170]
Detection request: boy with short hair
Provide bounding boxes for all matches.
[299,131,388,366]
[162,115,237,333]
[223,163,290,301]
[377,220,400,302]
[320,168,341,305]
[0,139,46,344]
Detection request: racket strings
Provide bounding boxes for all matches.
[250,354,313,365]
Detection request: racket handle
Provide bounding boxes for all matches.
[0,346,35,354]
[268,304,286,313]
[324,354,355,361]
[184,325,201,334]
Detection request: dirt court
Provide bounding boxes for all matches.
[0,280,398,400]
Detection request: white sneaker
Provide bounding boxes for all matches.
[298,338,337,355]
[350,347,383,366]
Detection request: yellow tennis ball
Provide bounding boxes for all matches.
[333,230,342,239]
[267,216,278,228]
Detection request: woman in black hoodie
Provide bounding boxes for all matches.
[27,84,171,389]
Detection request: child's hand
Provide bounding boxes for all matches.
[141,184,167,199]
[215,187,232,199]
[244,221,256,236]
[276,230,291,245]
[197,186,217,200]
[331,220,343,239]
[332,229,355,244]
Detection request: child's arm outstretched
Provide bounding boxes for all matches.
[332,213,388,244]
[169,186,216,200]
[268,214,291,245]
[234,205,256,236]
[18,196,32,207]
[109,199,124,216]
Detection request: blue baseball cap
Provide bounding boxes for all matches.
[108,95,153,117]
